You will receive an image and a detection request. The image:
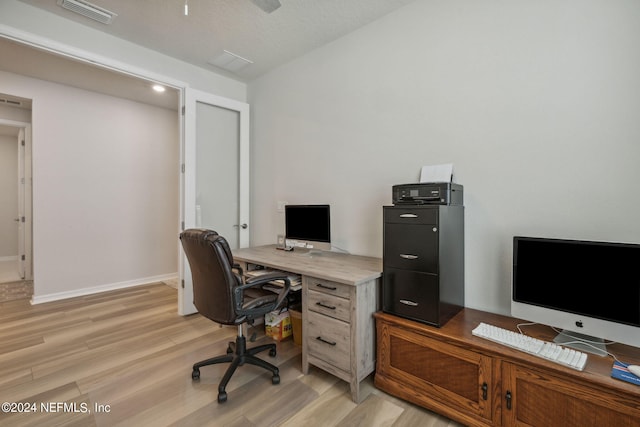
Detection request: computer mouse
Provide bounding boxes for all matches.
[628,364,640,377]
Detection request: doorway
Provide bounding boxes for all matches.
[0,104,33,301]
[179,89,250,315]
[1,36,182,304]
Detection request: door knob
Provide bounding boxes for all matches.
[241,223,248,229]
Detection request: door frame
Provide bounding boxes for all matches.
[179,88,250,315]
[0,119,31,280]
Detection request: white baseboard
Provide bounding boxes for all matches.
[30,273,179,305]
[0,256,18,262]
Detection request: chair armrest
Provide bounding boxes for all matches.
[232,263,243,276]
[234,272,291,317]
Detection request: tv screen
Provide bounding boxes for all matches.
[285,205,331,249]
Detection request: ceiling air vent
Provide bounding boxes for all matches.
[0,98,22,107]
[57,0,117,25]
[208,50,253,73]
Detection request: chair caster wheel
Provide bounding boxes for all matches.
[272,374,280,385]
[269,348,277,357]
[217,392,227,403]
[226,347,233,355]
[191,369,200,380]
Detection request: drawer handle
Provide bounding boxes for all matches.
[316,283,337,291]
[316,302,336,310]
[399,213,418,218]
[316,336,336,346]
[399,299,419,307]
[482,382,488,401]
[399,254,418,260]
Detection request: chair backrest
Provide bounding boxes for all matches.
[179,229,240,325]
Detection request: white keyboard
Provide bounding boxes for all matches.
[472,322,588,371]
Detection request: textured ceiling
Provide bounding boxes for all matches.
[17,0,417,82]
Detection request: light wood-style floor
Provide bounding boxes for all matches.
[0,283,462,427]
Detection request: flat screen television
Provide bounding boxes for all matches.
[285,204,331,252]
[511,236,640,354]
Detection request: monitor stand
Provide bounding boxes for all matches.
[553,329,608,357]
[294,248,325,257]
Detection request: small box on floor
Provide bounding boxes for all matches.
[265,309,292,341]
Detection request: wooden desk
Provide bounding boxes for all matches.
[234,245,382,402]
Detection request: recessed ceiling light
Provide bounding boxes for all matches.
[152,85,166,93]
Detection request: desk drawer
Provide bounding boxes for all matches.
[304,277,351,299]
[307,310,350,372]
[308,289,350,322]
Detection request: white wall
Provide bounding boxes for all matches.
[0,133,18,257]
[0,71,179,301]
[248,0,640,315]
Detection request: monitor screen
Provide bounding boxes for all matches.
[285,205,331,250]
[512,236,640,352]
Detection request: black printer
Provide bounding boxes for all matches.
[392,182,463,206]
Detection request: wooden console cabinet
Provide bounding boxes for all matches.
[374,310,640,427]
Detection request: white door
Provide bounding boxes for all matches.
[179,88,250,315]
[17,128,25,279]
[22,125,33,281]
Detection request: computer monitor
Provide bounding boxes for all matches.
[511,236,640,355]
[285,205,331,252]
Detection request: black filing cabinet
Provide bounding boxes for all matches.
[382,205,464,327]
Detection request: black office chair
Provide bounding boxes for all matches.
[179,229,291,403]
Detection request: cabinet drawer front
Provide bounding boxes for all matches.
[384,207,438,225]
[383,268,440,325]
[384,223,438,272]
[307,311,350,372]
[304,277,351,299]
[308,289,350,322]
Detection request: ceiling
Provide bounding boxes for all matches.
[1,0,415,121]
[0,37,180,110]
[17,0,417,82]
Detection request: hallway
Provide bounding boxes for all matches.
[0,258,32,302]
[0,258,20,282]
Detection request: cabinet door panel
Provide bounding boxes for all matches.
[376,319,493,423]
[384,223,438,272]
[502,362,640,427]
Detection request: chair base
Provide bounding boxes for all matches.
[191,333,280,403]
